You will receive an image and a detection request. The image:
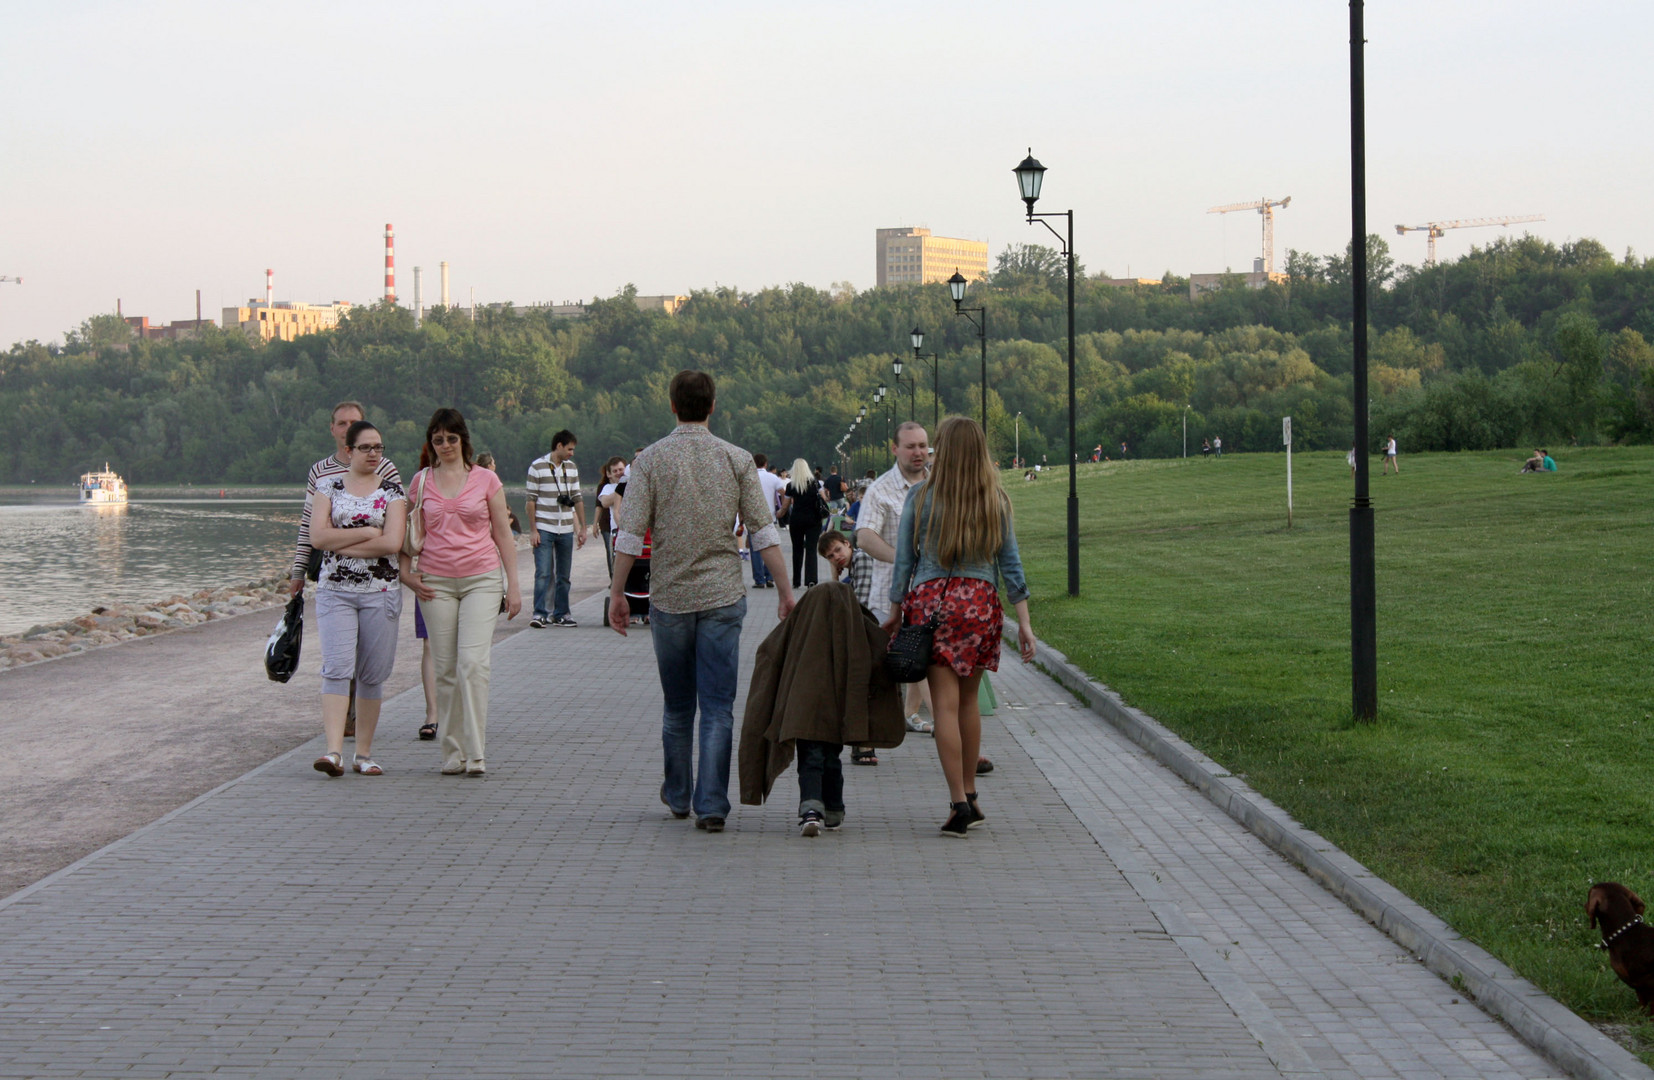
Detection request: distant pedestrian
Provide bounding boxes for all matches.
[1213,436,1222,457]
[610,370,795,832]
[1384,434,1400,474]
[290,400,402,738]
[475,453,521,534]
[1201,438,1212,458]
[750,454,787,590]
[783,458,826,589]
[399,408,522,778]
[823,466,847,516]
[307,420,407,778]
[884,416,1035,838]
[1348,445,1358,477]
[526,430,586,628]
[596,455,627,577]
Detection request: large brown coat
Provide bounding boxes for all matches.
[738,583,906,804]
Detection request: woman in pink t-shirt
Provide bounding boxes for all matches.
[398,408,522,776]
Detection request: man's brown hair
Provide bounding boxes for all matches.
[669,370,715,423]
[331,400,365,421]
[818,530,852,557]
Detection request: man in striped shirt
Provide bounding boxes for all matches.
[289,400,403,596]
[525,430,586,628]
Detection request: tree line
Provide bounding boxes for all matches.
[1,232,1650,487]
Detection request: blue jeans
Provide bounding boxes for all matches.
[751,543,773,587]
[650,597,746,819]
[533,529,574,620]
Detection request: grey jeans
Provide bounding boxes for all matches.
[316,587,402,699]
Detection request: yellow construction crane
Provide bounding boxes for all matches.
[1207,196,1292,274]
[1394,215,1544,267]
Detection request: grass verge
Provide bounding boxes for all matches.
[1011,446,1654,1050]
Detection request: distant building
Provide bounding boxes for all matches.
[122,316,215,341]
[222,300,353,343]
[1100,277,1163,289]
[876,227,989,288]
[634,294,688,315]
[1189,266,1288,301]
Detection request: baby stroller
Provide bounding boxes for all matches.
[624,529,651,625]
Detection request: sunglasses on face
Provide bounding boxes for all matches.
[431,434,462,447]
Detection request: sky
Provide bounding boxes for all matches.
[1,0,1648,348]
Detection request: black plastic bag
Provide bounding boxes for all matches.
[264,594,304,683]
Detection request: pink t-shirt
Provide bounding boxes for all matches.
[415,466,505,579]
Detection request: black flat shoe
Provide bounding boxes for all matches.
[418,723,437,741]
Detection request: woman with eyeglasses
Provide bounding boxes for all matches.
[306,420,408,778]
[398,409,522,777]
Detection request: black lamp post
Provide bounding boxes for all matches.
[1015,150,1079,598]
[892,356,916,422]
[1349,3,1378,720]
[948,272,989,444]
[876,383,890,469]
[910,328,942,433]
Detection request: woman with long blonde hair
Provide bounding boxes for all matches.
[781,456,825,590]
[883,417,1035,837]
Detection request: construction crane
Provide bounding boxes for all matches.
[1394,215,1544,267]
[0,276,20,285]
[1207,196,1292,274]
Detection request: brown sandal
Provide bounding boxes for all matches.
[312,752,344,777]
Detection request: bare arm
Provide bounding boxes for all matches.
[525,496,540,547]
[489,488,521,619]
[306,495,379,552]
[608,551,637,635]
[856,528,896,564]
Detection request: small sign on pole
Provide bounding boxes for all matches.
[1283,416,1293,528]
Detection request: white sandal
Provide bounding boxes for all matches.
[312,751,344,777]
[905,713,934,734]
[352,755,383,776]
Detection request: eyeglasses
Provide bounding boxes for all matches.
[431,434,461,446]
[352,444,384,454]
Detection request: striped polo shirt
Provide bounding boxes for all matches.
[526,454,580,534]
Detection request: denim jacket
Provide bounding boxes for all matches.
[888,481,1029,606]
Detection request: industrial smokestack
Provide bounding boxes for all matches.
[266,268,274,307]
[384,224,396,303]
[413,266,423,328]
[440,261,450,307]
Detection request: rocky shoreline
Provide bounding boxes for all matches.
[0,578,290,670]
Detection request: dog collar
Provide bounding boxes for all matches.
[1598,915,1644,949]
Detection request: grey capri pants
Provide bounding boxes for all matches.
[316,587,402,699]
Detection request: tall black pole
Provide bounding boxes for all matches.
[980,310,989,443]
[1349,0,1378,720]
[1066,212,1079,597]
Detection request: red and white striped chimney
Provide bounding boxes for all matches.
[384,224,396,303]
[265,268,274,307]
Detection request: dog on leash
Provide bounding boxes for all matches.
[1588,882,1654,1015]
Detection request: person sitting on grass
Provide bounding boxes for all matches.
[1522,449,1545,473]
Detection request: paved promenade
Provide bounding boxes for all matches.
[0,570,1566,1078]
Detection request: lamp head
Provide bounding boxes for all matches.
[910,327,923,352]
[1014,149,1046,218]
[947,271,967,306]
[893,357,904,377]
[877,383,886,400]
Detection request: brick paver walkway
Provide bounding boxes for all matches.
[0,572,1564,1078]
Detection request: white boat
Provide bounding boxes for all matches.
[78,464,128,505]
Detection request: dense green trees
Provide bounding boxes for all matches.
[2,233,1650,486]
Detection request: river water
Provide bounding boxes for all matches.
[0,493,302,636]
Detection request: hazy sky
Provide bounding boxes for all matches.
[1,1,1647,348]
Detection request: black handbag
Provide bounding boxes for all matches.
[264,594,305,683]
[883,574,955,683]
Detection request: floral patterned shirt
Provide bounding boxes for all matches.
[317,476,406,592]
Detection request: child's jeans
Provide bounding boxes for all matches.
[796,739,845,823]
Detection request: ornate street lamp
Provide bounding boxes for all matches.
[910,327,941,433]
[947,273,989,443]
[1349,4,1378,719]
[892,355,915,421]
[1015,150,1078,598]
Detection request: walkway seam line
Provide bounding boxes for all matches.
[1015,631,1653,1080]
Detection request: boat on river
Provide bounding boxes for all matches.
[78,465,128,505]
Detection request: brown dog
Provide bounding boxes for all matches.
[1588,882,1654,1015]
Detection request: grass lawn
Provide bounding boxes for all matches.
[1010,445,1654,1037]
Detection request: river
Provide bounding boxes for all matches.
[0,491,302,636]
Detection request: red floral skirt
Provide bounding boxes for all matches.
[900,577,1003,677]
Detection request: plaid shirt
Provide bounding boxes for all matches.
[843,548,875,608]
